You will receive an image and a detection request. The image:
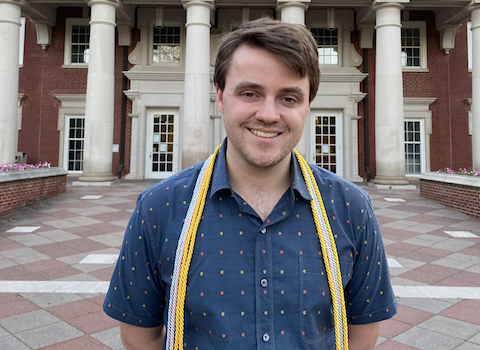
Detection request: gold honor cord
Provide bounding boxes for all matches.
[166,146,348,350]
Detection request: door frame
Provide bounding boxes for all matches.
[145,108,180,179]
[309,110,344,177]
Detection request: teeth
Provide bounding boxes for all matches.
[250,129,279,138]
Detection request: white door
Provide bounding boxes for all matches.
[146,109,179,179]
[310,110,343,177]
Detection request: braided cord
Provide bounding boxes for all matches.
[167,146,347,350]
[294,149,348,350]
[166,145,221,350]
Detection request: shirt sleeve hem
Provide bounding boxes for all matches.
[103,296,163,328]
[347,299,397,325]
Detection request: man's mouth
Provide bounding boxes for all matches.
[250,129,279,138]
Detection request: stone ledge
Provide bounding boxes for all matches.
[0,168,67,183]
[0,168,67,217]
[420,172,480,188]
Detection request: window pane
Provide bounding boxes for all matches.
[153,26,181,63]
[312,28,339,65]
[67,117,85,171]
[401,26,421,67]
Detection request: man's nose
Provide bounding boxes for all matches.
[254,97,280,123]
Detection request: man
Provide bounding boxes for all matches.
[104,18,396,350]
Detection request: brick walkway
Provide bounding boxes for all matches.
[0,180,479,350]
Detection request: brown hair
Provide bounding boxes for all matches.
[213,17,321,102]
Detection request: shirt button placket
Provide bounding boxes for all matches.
[257,226,272,348]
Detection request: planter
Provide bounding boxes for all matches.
[0,168,67,217]
[419,173,480,218]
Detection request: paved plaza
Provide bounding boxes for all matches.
[0,179,479,350]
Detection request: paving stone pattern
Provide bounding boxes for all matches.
[0,180,479,349]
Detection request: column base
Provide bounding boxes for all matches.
[372,175,410,186]
[77,172,117,185]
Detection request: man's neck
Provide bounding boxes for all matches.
[225,149,292,221]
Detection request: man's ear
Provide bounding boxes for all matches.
[216,84,224,114]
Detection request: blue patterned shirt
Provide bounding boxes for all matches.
[104,140,397,349]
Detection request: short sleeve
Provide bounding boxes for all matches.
[345,199,397,324]
[103,197,165,327]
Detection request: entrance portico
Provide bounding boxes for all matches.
[0,0,477,184]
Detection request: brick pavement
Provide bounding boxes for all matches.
[0,180,479,350]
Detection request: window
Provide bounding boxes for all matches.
[152,26,181,64]
[468,22,472,71]
[310,28,339,65]
[404,120,423,175]
[66,116,85,172]
[64,18,90,67]
[401,22,427,70]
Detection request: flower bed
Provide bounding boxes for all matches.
[0,168,67,217]
[419,173,480,218]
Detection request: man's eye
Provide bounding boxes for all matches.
[284,97,297,103]
[243,92,255,97]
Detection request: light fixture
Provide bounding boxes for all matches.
[327,8,335,31]
[156,6,164,28]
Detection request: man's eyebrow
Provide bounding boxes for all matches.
[280,86,306,98]
[233,82,263,90]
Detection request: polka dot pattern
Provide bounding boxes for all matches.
[104,141,397,349]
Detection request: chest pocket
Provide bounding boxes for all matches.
[299,256,353,344]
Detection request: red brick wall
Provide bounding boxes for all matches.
[0,175,67,217]
[405,12,472,172]
[420,179,480,218]
[356,11,472,179]
[19,8,134,177]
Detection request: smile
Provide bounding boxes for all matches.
[250,129,279,138]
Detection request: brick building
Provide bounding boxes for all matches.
[1,0,479,184]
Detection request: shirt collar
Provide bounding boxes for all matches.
[209,138,313,201]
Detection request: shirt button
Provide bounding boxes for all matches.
[260,228,267,234]
[262,333,270,342]
[260,278,268,287]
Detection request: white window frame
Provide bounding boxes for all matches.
[19,17,25,66]
[63,18,90,68]
[401,21,427,71]
[468,21,472,71]
[149,23,184,66]
[64,115,85,173]
[404,119,425,176]
[309,24,343,67]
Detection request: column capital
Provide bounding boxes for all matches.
[373,0,409,12]
[277,0,310,11]
[181,0,215,11]
[86,0,119,9]
[468,0,480,14]
[0,0,29,7]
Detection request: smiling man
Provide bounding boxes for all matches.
[104,18,396,350]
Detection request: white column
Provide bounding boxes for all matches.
[181,0,214,168]
[0,0,22,165]
[277,0,310,157]
[373,1,409,185]
[78,0,118,182]
[470,2,480,171]
[277,0,310,26]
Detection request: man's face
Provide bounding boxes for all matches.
[216,45,311,170]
